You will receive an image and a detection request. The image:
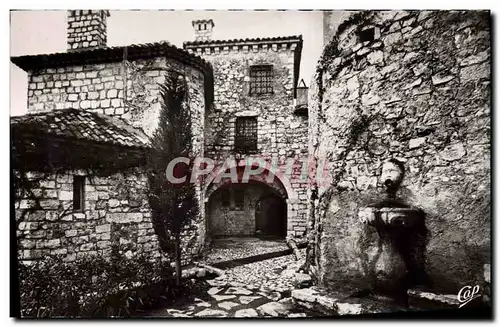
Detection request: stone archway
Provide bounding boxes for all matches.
[204,165,290,239]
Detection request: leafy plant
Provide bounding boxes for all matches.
[18,250,178,318]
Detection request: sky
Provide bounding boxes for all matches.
[9,10,326,116]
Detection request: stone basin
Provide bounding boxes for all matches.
[358,206,422,227]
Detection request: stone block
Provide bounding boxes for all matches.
[111,99,121,107]
[431,74,454,86]
[409,137,427,149]
[367,50,384,65]
[52,248,68,255]
[95,224,111,233]
[439,142,466,161]
[109,199,120,208]
[46,239,61,248]
[39,200,59,210]
[107,89,118,98]
[65,229,78,237]
[59,190,73,201]
[108,212,143,223]
[460,50,489,67]
[20,239,36,249]
[97,241,111,249]
[80,243,95,251]
[460,62,489,84]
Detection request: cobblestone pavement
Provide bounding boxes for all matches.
[146,251,314,318]
[200,237,289,265]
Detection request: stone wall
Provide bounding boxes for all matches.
[187,42,309,237]
[15,168,203,265]
[26,56,206,141]
[24,54,208,251]
[207,183,277,237]
[309,10,490,293]
[67,10,108,51]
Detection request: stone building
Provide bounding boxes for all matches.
[11,10,212,262]
[184,21,309,239]
[308,10,490,296]
[11,10,309,263]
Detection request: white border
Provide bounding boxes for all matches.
[2,1,498,326]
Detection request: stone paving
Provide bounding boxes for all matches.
[200,237,289,265]
[146,250,314,318]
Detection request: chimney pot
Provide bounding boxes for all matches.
[192,19,214,42]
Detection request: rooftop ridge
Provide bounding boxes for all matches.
[183,35,303,48]
[11,40,212,76]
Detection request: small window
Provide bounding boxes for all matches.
[359,27,375,43]
[221,189,230,207]
[235,117,258,154]
[234,189,245,210]
[203,23,207,30]
[249,65,273,95]
[73,176,85,211]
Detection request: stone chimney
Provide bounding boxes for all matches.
[192,19,214,42]
[67,10,110,51]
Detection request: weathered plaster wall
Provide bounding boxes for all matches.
[15,168,204,264]
[310,10,490,293]
[188,44,309,237]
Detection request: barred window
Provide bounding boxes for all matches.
[235,117,258,153]
[249,65,273,95]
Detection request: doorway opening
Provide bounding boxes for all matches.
[255,194,287,239]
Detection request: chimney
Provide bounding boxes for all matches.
[67,10,110,51]
[192,19,214,42]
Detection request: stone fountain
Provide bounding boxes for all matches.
[357,159,429,306]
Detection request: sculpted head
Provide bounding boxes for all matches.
[380,159,405,192]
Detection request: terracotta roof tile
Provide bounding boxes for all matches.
[183,35,303,47]
[11,109,150,149]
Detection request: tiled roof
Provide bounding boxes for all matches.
[10,41,212,76]
[11,109,150,149]
[183,35,303,47]
[11,41,214,110]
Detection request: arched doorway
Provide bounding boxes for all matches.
[204,166,289,239]
[255,194,287,239]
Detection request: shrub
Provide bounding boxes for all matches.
[18,249,182,318]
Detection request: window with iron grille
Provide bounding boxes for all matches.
[235,117,258,153]
[249,65,273,95]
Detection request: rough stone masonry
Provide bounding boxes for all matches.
[309,10,490,294]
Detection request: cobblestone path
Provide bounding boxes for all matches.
[146,250,315,318]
